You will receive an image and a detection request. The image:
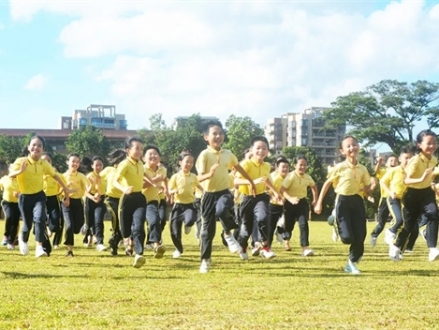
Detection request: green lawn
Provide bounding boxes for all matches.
[0,220,437,329]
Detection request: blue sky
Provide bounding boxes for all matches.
[1,0,439,138]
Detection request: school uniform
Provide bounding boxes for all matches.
[62,171,88,246]
[0,176,20,245]
[42,173,62,247]
[282,171,315,247]
[115,157,146,256]
[236,159,271,250]
[168,171,199,253]
[395,153,439,251]
[196,146,239,260]
[381,166,406,235]
[371,168,391,239]
[328,160,371,263]
[85,171,107,245]
[12,156,56,244]
[100,166,123,253]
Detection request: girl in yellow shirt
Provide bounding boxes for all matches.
[0,166,20,250]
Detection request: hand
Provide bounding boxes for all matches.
[20,160,28,173]
[390,191,397,199]
[63,198,70,207]
[209,163,220,177]
[367,196,375,203]
[250,182,256,197]
[275,193,283,203]
[289,197,300,205]
[422,168,433,180]
[13,191,20,198]
[65,187,77,195]
[254,177,267,185]
[153,174,164,183]
[311,200,317,208]
[314,204,322,214]
[124,186,133,195]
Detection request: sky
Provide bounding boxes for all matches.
[1,0,439,134]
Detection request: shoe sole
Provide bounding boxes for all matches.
[133,256,146,268]
[154,246,166,259]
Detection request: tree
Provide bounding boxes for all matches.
[223,115,264,158]
[65,125,110,160]
[0,135,26,163]
[325,80,439,153]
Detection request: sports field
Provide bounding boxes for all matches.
[0,220,437,329]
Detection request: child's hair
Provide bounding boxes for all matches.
[415,129,437,153]
[202,120,224,134]
[107,149,126,166]
[42,152,52,161]
[293,154,308,165]
[79,156,93,174]
[124,136,143,149]
[21,135,47,156]
[339,135,358,148]
[250,136,269,148]
[275,156,289,167]
[143,145,161,157]
[178,150,193,163]
[92,156,104,164]
[66,152,80,161]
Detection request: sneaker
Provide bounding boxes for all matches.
[133,254,146,268]
[252,242,262,257]
[220,231,228,247]
[274,228,283,244]
[428,247,439,262]
[284,243,292,252]
[84,235,92,248]
[184,225,192,235]
[239,247,248,260]
[370,235,377,248]
[389,245,402,262]
[35,245,48,258]
[199,258,211,274]
[384,229,396,245]
[110,244,118,256]
[6,243,15,250]
[18,235,29,256]
[224,233,242,254]
[172,249,182,259]
[1,236,7,246]
[154,244,166,258]
[332,227,339,242]
[421,229,427,242]
[145,244,153,250]
[260,246,276,259]
[125,247,134,256]
[344,259,361,275]
[53,245,59,250]
[66,250,74,257]
[302,248,314,257]
[96,244,107,252]
[405,249,413,253]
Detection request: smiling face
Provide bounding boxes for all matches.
[143,148,160,167]
[418,134,438,158]
[28,137,44,160]
[251,140,269,163]
[67,156,80,172]
[204,125,224,151]
[92,159,104,174]
[294,158,308,175]
[127,141,143,161]
[180,155,194,173]
[340,137,359,162]
[277,161,289,177]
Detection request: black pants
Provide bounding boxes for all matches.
[105,196,122,249]
[396,187,439,251]
[194,198,201,239]
[85,196,106,244]
[200,190,236,260]
[238,194,270,249]
[335,194,367,263]
[46,195,61,233]
[371,197,390,237]
[18,191,47,243]
[146,201,162,243]
[267,204,284,247]
[158,198,167,232]
[284,198,310,247]
[52,211,64,246]
[170,203,197,253]
[62,198,85,246]
[1,200,20,244]
[119,192,146,255]
[387,197,403,234]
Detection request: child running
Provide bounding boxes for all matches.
[281,155,318,256]
[168,151,203,258]
[314,135,371,274]
[196,120,256,273]
[9,135,70,257]
[389,130,439,262]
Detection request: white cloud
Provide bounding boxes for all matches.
[24,74,48,91]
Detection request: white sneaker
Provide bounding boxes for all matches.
[145,244,153,250]
[6,243,15,250]
[35,245,47,258]
[199,258,211,274]
[251,242,262,257]
[428,248,439,262]
[384,229,396,245]
[53,245,59,250]
[260,246,276,259]
[370,235,377,247]
[302,248,314,257]
[184,225,192,235]
[332,227,339,242]
[133,254,146,268]
[389,245,402,262]
[18,235,29,256]
[239,251,248,260]
[344,259,361,275]
[172,249,182,259]
[96,244,107,252]
[274,229,283,244]
[224,234,242,254]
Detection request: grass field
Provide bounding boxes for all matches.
[0,220,438,329]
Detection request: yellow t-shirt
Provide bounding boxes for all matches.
[196,146,238,192]
[63,171,89,199]
[100,166,122,199]
[114,157,144,193]
[0,176,20,203]
[282,171,315,199]
[12,156,56,194]
[87,171,107,196]
[43,174,60,197]
[237,159,271,196]
[270,171,285,206]
[380,165,406,199]
[168,171,199,204]
[158,167,168,201]
[376,167,388,198]
[142,164,167,203]
[405,153,438,189]
[327,160,371,196]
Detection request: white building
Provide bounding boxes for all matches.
[60,104,128,130]
[264,107,346,165]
